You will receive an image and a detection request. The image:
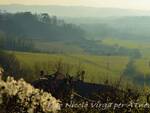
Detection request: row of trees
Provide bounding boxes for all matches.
[0,32,34,51]
[0,12,85,42]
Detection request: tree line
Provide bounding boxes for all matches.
[0,32,34,52]
[0,11,142,57]
[0,11,85,42]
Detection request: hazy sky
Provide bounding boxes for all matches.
[0,0,150,10]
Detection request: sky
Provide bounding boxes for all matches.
[0,0,150,10]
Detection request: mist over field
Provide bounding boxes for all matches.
[1,3,150,113]
[1,4,150,84]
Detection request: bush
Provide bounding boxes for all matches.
[0,77,60,113]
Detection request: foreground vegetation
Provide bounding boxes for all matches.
[0,76,60,113]
[1,75,150,113]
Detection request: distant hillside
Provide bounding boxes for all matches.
[0,12,85,41]
[0,12,141,57]
[0,4,150,17]
[79,16,150,40]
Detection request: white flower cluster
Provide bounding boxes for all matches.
[0,77,61,113]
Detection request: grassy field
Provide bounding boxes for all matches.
[34,41,85,54]
[134,58,150,76]
[9,36,150,84]
[102,38,150,57]
[102,38,150,77]
[10,51,129,83]
[6,37,150,84]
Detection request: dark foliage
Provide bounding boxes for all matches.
[0,32,35,52]
[123,59,148,86]
[32,72,148,113]
[0,51,21,77]
[0,12,85,42]
[0,51,34,81]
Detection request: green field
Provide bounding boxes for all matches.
[6,36,150,85]
[102,38,150,57]
[134,58,150,76]
[34,41,85,54]
[9,36,150,83]
[10,51,129,83]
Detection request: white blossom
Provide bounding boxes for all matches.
[0,76,61,113]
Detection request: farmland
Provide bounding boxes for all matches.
[9,35,150,84]
[11,51,129,83]
[6,36,150,85]
[102,38,150,57]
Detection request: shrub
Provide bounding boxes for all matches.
[0,77,61,113]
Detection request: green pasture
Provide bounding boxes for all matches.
[101,38,150,78]
[102,38,150,57]
[34,41,84,54]
[11,51,129,83]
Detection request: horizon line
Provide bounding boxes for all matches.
[0,3,150,11]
